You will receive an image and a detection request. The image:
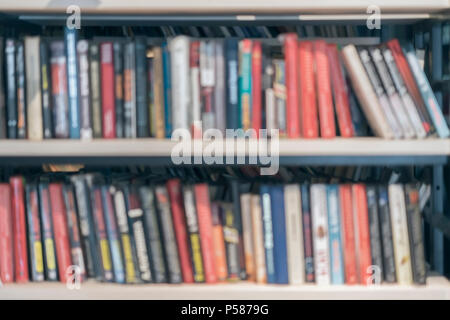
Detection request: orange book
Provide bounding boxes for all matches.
[211,203,228,281]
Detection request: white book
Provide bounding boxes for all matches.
[170,36,190,132]
[190,51,201,136]
[310,184,330,285]
[388,184,413,285]
[250,195,266,284]
[240,193,255,281]
[284,184,305,285]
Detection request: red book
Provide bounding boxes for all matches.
[339,184,357,285]
[251,41,262,137]
[100,42,116,139]
[166,179,194,283]
[298,41,319,138]
[283,33,300,138]
[49,183,72,283]
[352,184,372,285]
[194,183,217,283]
[0,184,13,283]
[313,40,336,138]
[327,44,354,138]
[10,177,28,282]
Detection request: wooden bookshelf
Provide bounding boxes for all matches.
[1,276,448,300]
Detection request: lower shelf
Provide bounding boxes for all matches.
[1,276,449,300]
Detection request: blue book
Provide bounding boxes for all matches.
[405,44,450,138]
[225,39,239,130]
[64,27,80,139]
[326,185,345,284]
[162,43,172,138]
[260,185,276,283]
[101,186,125,283]
[269,185,289,284]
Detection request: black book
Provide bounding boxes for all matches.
[40,40,53,139]
[5,39,17,139]
[377,185,397,283]
[135,37,149,137]
[0,37,6,139]
[139,186,168,283]
[404,184,427,284]
[113,42,124,138]
[225,39,239,130]
[230,179,246,280]
[301,184,315,283]
[366,185,384,282]
[220,202,240,281]
[155,185,182,283]
[89,42,102,138]
[15,40,26,139]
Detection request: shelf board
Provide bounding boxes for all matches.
[1,276,449,300]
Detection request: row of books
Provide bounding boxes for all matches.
[0,30,448,140]
[0,174,425,286]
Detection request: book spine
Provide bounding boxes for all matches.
[50,41,70,138]
[214,40,226,134]
[16,41,26,139]
[101,185,125,283]
[126,187,153,283]
[194,183,217,283]
[89,43,102,138]
[65,27,80,138]
[301,184,315,283]
[225,39,239,130]
[167,179,194,283]
[162,43,172,137]
[339,184,357,284]
[270,186,288,284]
[260,185,276,283]
[5,39,17,139]
[230,179,246,280]
[63,184,86,281]
[221,203,240,281]
[153,47,166,139]
[10,177,28,282]
[240,193,255,281]
[38,182,58,281]
[124,42,136,138]
[0,184,13,283]
[273,59,287,137]
[135,38,149,137]
[183,186,206,282]
[311,184,330,285]
[326,184,344,284]
[263,61,276,135]
[377,185,396,283]
[239,39,252,131]
[314,40,336,138]
[147,48,155,137]
[112,186,138,284]
[299,41,319,138]
[352,184,372,285]
[100,42,116,139]
[283,33,300,138]
[250,195,266,284]
[170,36,190,131]
[327,44,354,137]
[404,184,426,284]
[211,202,228,281]
[25,36,43,140]
[25,184,44,281]
[284,184,305,284]
[0,38,5,139]
[77,40,93,140]
[138,186,167,283]
[189,41,202,137]
[113,42,124,138]
[251,41,262,136]
[200,40,215,131]
[366,185,384,283]
[49,183,72,283]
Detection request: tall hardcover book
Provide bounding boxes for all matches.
[270,186,288,284]
[16,41,27,139]
[39,41,52,138]
[273,59,287,137]
[251,41,262,136]
[260,185,275,283]
[24,36,43,140]
[65,27,80,138]
[239,39,252,131]
[77,40,92,139]
[230,180,246,279]
[89,43,102,138]
[225,39,239,130]
[10,177,28,282]
[50,41,70,138]
[38,182,58,281]
[25,183,44,281]
[366,185,384,283]
[240,193,255,281]
[0,184,13,283]
[211,202,228,281]
[124,41,137,138]
[100,42,116,139]
[200,40,216,131]
[5,39,17,139]
[327,184,344,284]
[135,37,149,137]
[189,41,202,137]
[152,47,166,139]
[339,184,357,284]
[301,184,315,283]
[283,33,300,138]
[162,43,172,137]
[214,40,226,134]
[250,194,266,284]
[49,183,72,283]
[113,42,124,138]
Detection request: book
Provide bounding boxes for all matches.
[301,184,315,283]
[0,38,5,139]
[239,39,252,131]
[240,194,255,281]
[251,41,262,136]
[5,39,17,139]
[283,34,300,138]
[225,39,239,130]
[270,186,288,284]
[89,43,102,138]
[200,40,215,131]
[162,43,172,137]
[366,185,384,283]
[124,41,136,138]
[100,42,116,139]
[211,202,228,281]
[77,40,92,140]
[230,180,246,280]
[189,41,202,137]
[0,184,13,283]
[16,41,26,139]
[339,184,357,284]
[273,59,286,137]
[113,42,124,138]
[260,185,275,283]
[250,194,266,284]
[327,184,344,284]
[152,46,166,139]
[25,183,44,281]
[135,37,149,137]
[214,40,226,134]
[65,27,80,138]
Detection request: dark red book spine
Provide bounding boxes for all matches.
[299,41,319,138]
[339,184,357,284]
[327,44,354,138]
[352,184,372,285]
[0,184,13,283]
[49,183,72,283]
[10,177,28,282]
[194,183,217,283]
[283,33,300,138]
[100,42,116,139]
[251,41,262,137]
[166,179,194,283]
